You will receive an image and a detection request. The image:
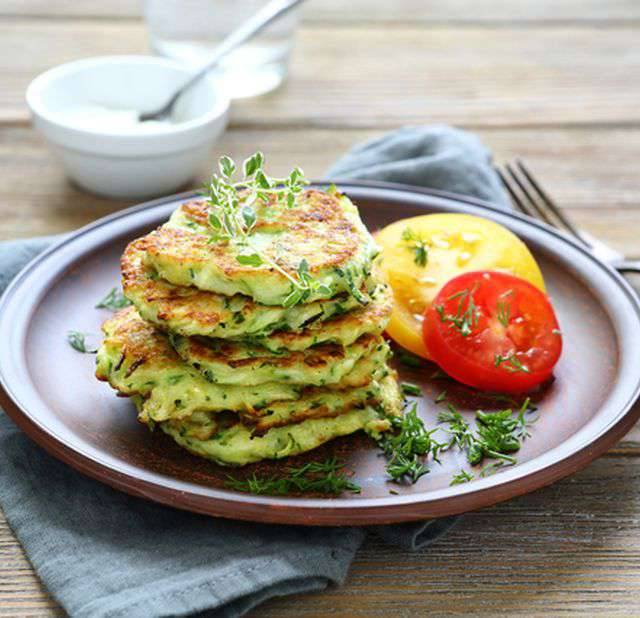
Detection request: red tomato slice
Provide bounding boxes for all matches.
[423,271,562,393]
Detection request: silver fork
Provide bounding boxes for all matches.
[496,159,640,274]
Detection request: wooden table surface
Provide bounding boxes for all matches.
[1,2,640,616]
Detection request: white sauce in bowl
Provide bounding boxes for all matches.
[53,104,174,133]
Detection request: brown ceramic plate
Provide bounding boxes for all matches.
[1,181,639,526]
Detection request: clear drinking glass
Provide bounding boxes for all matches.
[143,0,300,99]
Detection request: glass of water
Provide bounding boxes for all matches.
[143,0,300,99]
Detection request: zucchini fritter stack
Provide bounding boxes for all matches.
[96,188,401,466]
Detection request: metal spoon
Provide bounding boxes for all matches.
[140,0,307,122]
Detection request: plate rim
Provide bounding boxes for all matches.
[1,180,639,526]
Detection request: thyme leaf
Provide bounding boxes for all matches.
[205,152,329,307]
[95,287,131,311]
[67,331,97,354]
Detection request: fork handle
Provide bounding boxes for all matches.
[612,259,640,274]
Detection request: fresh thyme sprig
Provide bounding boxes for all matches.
[379,403,445,483]
[435,285,480,337]
[67,331,97,354]
[205,153,332,307]
[225,457,360,495]
[95,287,132,311]
[401,227,429,267]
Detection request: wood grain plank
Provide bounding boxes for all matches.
[2,126,639,257]
[3,1,640,24]
[254,455,640,616]
[3,454,640,617]
[2,20,640,128]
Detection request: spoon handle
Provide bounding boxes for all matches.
[145,0,306,120]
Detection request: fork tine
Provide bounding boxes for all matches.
[504,163,558,227]
[495,167,533,217]
[515,159,590,245]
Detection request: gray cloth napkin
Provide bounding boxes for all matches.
[0,125,506,618]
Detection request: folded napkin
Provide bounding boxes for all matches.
[0,125,507,618]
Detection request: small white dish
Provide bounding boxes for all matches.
[26,55,229,199]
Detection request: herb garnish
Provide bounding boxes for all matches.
[400,382,422,397]
[438,401,538,469]
[435,286,480,337]
[496,300,511,327]
[450,469,474,485]
[378,403,445,483]
[67,331,97,354]
[513,397,539,441]
[480,461,507,478]
[494,352,530,373]
[95,287,132,311]
[437,405,475,453]
[225,457,360,496]
[434,390,448,403]
[401,227,429,267]
[397,349,424,368]
[204,152,334,307]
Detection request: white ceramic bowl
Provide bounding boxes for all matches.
[26,55,229,199]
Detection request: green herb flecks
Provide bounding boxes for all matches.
[430,368,449,380]
[67,331,97,354]
[434,390,448,403]
[471,410,520,465]
[438,400,538,469]
[435,286,480,337]
[400,382,422,397]
[480,461,510,478]
[494,352,530,374]
[397,350,424,368]
[496,300,511,327]
[450,469,474,486]
[205,152,332,307]
[378,403,445,484]
[401,227,429,267]
[437,405,475,453]
[513,397,539,441]
[95,287,132,311]
[225,457,360,496]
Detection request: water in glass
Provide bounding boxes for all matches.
[144,0,299,99]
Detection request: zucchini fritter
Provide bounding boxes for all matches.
[157,376,402,466]
[142,190,378,306]
[122,235,384,345]
[170,331,391,387]
[96,307,391,423]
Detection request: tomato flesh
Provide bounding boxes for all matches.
[423,271,562,393]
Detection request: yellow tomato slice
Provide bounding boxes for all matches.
[375,213,545,359]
